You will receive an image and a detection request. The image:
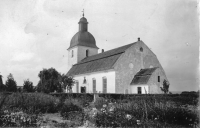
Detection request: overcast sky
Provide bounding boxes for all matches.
[0,0,198,92]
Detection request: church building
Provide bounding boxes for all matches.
[67,15,169,94]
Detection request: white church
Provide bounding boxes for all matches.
[66,15,169,94]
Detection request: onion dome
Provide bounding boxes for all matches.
[68,16,98,49]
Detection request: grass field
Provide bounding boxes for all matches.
[0,92,199,127]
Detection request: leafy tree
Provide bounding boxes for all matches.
[36,68,75,93]
[160,79,170,94]
[23,79,34,92]
[60,74,74,93]
[37,68,61,93]
[5,73,17,92]
[0,74,6,92]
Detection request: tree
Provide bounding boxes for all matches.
[160,79,170,94]
[37,68,61,93]
[5,73,17,92]
[0,74,6,92]
[60,74,74,93]
[23,79,34,92]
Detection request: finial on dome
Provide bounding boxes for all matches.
[82,9,84,17]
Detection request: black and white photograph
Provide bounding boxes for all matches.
[0,0,199,127]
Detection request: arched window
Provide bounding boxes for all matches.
[102,77,107,93]
[158,76,160,82]
[76,81,79,93]
[93,78,96,93]
[71,50,74,58]
[86,49,89,57]
[140,47,143,52]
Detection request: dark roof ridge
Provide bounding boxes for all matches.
[140,67,158,70]
[74,52,124,66]
[130,67,159,85]
[135,67,158,76]
[75,42,136,65]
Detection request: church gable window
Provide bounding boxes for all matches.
[140,47,143,52]
[158,76,160,82]
[102,77,107,93]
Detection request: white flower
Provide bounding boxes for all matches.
[126,114,132,120]
[137,120,141,125]
[109,107,115,112]
[103,104,107,108]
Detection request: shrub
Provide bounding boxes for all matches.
[3,93,59,113]
[0,109,41,127]
[60,98,84,127]
[93,97,199,127]
[93,97,107,109]
[60,99,83,118]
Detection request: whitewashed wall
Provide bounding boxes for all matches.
[131,85,149,94]
[68,46,98,69]
[68,47,78,69]
[77,46,98,62]
[71,70,116,93]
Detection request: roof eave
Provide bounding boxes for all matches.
[67,44,99,50]
[67,68,115,77]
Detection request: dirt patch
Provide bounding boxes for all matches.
[39,113,70,127]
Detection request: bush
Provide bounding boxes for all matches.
[60,98,84,127]
[3,93,59,113]
[93,97,107,109]
[93,97,199,127]
[60,99,83,118]
[0,109,41,127]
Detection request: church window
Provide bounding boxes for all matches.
[158,76,160,82]
[102,77,107,93]
[86,50,89,57]
[93,79,96,93]
[140,47,143,52]
[137,87,142,94]
[76,81,79,93]
[72,50,74,57]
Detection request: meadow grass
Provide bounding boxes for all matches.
[91,94,199,127]
[0,92,199,127]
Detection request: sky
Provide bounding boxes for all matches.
[0,0,199,92]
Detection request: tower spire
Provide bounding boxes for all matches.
[82,9,84,17]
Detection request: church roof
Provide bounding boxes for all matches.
[68,16,98,50]
[67,43,135,76]
[130,67,158,85]
[79,17,87,23]
[68,31,98,49]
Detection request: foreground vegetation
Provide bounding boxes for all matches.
[0,92,199,127]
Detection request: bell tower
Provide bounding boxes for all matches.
[79,10,88,32]
[67,11,99,69]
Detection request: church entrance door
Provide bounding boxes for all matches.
[81,86,86,93]
[137,87,142,94]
